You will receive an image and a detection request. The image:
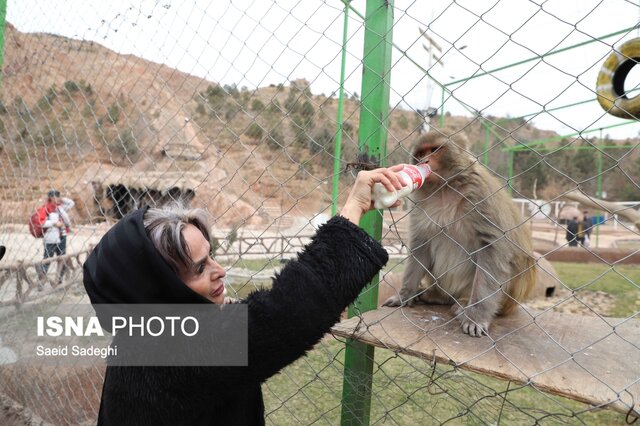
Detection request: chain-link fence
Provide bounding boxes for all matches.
[1,0,639,424]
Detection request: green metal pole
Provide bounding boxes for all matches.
[507,151,514,196]
[0,0,7,84]
[483,124,490,166]
[332,1,350,216]
[596,132,603,248]
[340,0,393,424]
[439,85,445,128]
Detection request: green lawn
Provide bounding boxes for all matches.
[264,340,628,425]
[551,262,640,317]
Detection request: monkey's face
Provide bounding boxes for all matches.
[411,131,473,184]
[413,141,468,183]
[412,143,445,182]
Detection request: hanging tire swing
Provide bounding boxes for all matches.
[596,38,640,120]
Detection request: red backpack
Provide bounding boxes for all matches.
[28,204,54,238]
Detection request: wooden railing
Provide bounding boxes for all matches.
[0,248,93,307]
[214,234,408,259]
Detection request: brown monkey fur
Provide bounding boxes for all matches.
[382,128,536,337]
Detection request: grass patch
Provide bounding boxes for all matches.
[551,262,640,317]
[265,340,628,425]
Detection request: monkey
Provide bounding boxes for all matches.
[382,128,536,337]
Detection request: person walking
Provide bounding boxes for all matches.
[566,216,579,247]
[39,190,74,288]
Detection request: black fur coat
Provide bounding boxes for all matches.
[83,208,388,425]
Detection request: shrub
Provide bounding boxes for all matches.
[224,105,240,121]
[113,128,138,157]
[290,114,313,146]
[37,96,52,112]
[12,96,29,116]
[284,92,300,114]
[205,84,226,100]
[251,99,265,112]
[82,81,94,95]
[267,100,282,113]
[82,102,94,118]
[265,128,285,150]
[37,87,57,112]
[245,123,264,140]
[64,80,80,94]
[309,126,334,153]
[397,115,409,130]
[38,119,63,145]
[108,102,121,124]
[223,84,240,99]
[300,100,315,119]
[343,121,354,136]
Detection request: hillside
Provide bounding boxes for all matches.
[1,24,638,228]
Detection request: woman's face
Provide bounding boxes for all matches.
[178,224,226,304]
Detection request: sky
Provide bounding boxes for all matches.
[7,0,640,140]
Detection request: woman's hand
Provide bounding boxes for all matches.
[340,165,407,224]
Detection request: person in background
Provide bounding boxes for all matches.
[580,210,592,247]
[566,216,579,247]
[53,191,75,259]
[39,190,74,288]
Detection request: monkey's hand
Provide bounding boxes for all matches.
[451,304,491,338]
[382,294,405,307]
[381,287,418,307]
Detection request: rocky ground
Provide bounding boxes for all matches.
[524,288,617,317]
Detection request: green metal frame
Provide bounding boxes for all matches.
[332,1,351,216]
[0,0,6,83]
[340,0,394,424]
[438,25,639,126]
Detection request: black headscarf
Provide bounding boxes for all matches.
[83,206,211,307]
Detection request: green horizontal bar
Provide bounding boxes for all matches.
[446,26,638,87]
[509,87,640,122]
[513,144,636,153]
[502,121,639,152]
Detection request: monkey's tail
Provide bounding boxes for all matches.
[501,254,537,316]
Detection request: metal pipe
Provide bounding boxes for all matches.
[341,0,394,424]
[332,1,351,216]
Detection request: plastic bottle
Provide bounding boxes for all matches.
[371,163,431,209]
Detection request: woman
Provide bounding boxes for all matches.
[83,166,405,425]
